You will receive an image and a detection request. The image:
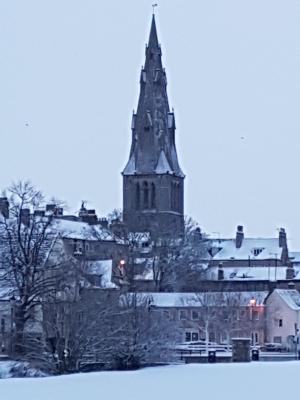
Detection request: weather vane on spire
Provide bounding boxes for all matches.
[152,3,158,15]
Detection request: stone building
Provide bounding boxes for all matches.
[141,291,267,345]
[122,15,184,239]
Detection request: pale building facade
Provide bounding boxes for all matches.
[266,288,300,349]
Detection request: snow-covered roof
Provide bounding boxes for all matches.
[123,291,268,308]
[206,266,300,281]
[85,260,118,289]
[274,289,300,310]
[210,238,283,261]
[155,150,173,174]
[133,257,154,280]
[54,219,114,241]
[289,252,300,263]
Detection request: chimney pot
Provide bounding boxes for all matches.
[20,208,30,226]
[0,197,9,219]
[236,225,244,249]
[218,263,224,280]
[279,228,287,248]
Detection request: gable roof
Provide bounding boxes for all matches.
[210,238,283,261]
[53,218,115,242]
[274,289,300,310]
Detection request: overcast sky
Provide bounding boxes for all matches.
[1,0,300,247]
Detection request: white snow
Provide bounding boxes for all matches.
[123,153,136,175]
[85,260,117,288]
[53,218,114,241]
[274,289,300,310]
[155,150,173,174]
[207,266,300,281]
[211,238,283,260]
[0,362,300,400]
[123,291,268,307]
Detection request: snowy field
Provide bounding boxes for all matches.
[1,362,300,400]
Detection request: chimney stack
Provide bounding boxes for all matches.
[20,208,30,226]
[99,218,109,229]
[46,204,63,216]
[218,263,224,280]
[286,264,295,280]
[192,227,202,243]
[279,228,287,248]
[236,225,244,249]
[0,197,9,219]
[288,281,296,290]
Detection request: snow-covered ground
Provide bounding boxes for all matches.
[1,362,299,400]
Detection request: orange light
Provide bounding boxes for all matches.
[249,298,256,306]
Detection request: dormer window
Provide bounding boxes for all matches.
[252,248,264,257]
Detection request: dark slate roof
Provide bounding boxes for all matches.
[123,15,184,178]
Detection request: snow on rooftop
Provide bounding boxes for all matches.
[211,238,283,261]
[85,260,118,289]
[133,257,154,281]
[155,150,173,174]
[123,291,268,308]
[206,266,300,281]
[274,289,300,310]
[53,218,114,241]
[289,252,300,262]
[122,153,136,175]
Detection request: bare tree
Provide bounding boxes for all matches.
[150,216,209,292]
[0,181,65,354]
[113,292,179,369]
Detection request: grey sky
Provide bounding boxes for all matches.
[1,0,300,247]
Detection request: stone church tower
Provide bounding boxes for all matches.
[122,15,184,238]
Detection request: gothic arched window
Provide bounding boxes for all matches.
[171,181,176,210]
[143,181,149,209]
[176,182,180,211]
[151,183,156,208]
[135,182,140,210]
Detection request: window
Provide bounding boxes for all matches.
[274,336,282,343]
[163,310,170,319]
[179,310,189,320]
[143,181,149,209]
[252,248,264,257]
[1,318,5,334]
[252,332,259,345]
[185,331,199,342]
[237,309,246,320]
[220,331,228,344]
[279,319,283,327]
[191,310,200,320]
[151,183,156,208]
[135,183,140,210]
[253,310,259,321]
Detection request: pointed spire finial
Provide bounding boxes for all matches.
[152,3,158,15]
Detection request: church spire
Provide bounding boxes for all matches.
[148,14,159,52]
[123,14,184,178]
[122,14,184,238]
